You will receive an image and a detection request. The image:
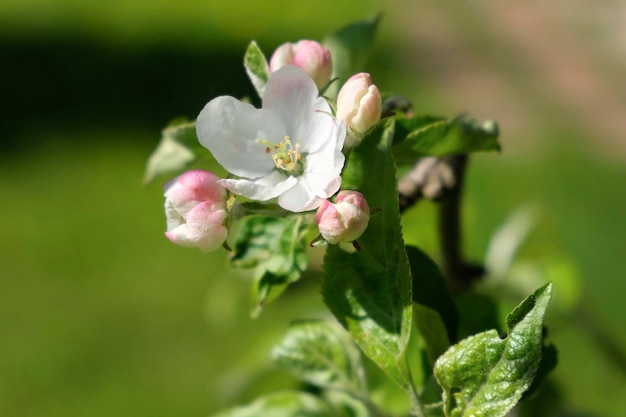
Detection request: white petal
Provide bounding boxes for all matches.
[196,96,286,178]
[263,66,322,148]
[218,173,297,201]
[278,179,323,212]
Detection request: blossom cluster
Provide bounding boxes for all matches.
[164,40,382,251]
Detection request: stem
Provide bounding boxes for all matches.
[436,155,484,294]
[437,155,467,294]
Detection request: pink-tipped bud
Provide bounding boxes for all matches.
[164,170,228,252]
[336,73,383,148]
[315,190,370,245]
[269,40,332,91]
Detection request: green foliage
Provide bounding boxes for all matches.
[244,41,270,99]
[434,283,553,417]
[323,14,381,97]
[392,115,500,162]
[143,119,199,184]
[210,391,333,417]
[322,121,413,390]
[407,245,459,344]
[230,215,308,317]
[272,320,365,394]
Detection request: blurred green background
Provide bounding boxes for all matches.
[1,1,625,416]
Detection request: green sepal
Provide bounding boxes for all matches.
[143,119,214,184]
[230,215,307,317]
[392,115,500,163]
[244,41,270,99]
[322,120,413,389]
[323,14,382,98]
[434,283,553,417]
[272,320,366,394]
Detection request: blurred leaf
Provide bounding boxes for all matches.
[455,294,504,341]
[434,283,553,417]
[413,304,450,369]
[322,120,413,389]
[143,119,213,184]
[407,245,459,344]
[244,41,270,99]
[523,342,558,400]
[230,215,307,317]
[210,391,332,417]
[323,14,381,98]
[392,115,500,163]
[272,320,365,393]
[323,391,370,417]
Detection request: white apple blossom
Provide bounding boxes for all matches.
[196,66,346,212]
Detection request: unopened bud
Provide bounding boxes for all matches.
[269,40,332,91]
[336,73,382,148]
[315,190,370,245]
[164,170,228,252]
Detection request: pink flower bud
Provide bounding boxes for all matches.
[164,170,228,252]
[336,73,383,148]
[315,190,370,245]
[269,40,332,91]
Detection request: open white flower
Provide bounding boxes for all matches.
[196,66,346,212]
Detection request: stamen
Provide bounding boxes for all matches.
[256,136,304,176]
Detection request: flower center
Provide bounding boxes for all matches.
[257,136,304,176]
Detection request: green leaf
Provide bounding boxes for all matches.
[143,119,209,184]
[323,14,381,98]
[322,120,413,389]
[210,391,333,417]
[407,245,459,344]
[434,283,553,417]
[244,41,270,99]
[392,115,500,163]
[230,215,307,317]
[272,320,365,393]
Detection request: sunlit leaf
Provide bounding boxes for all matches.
[434,283,553,417]
[322,120,413,389]
[244,41,270,99]
[272,320,365,393]
[143,119,211,184]
[210,391,332,417]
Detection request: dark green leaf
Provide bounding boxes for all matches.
[244,41,270,99]
[230,215,307,316]
[407,245,459,344]
[322,120,413,389]
[434,283,553,417]
[522,342,557,400]
[143,119,213,184]
[272,320,365,393]
[323,14,381,98]
[392,115,500,163]
[210,391,333,417]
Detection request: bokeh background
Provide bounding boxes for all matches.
[1,1,625,416]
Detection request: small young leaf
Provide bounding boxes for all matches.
[323,14,381,98]
[434,283,553,417]
[230,215,307,316]
[392,115,500,163]
[143,119,210,184]
[322,120,413,389]
[272,320,365,393]
[244,41,270,99]
[210,391,333,417]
